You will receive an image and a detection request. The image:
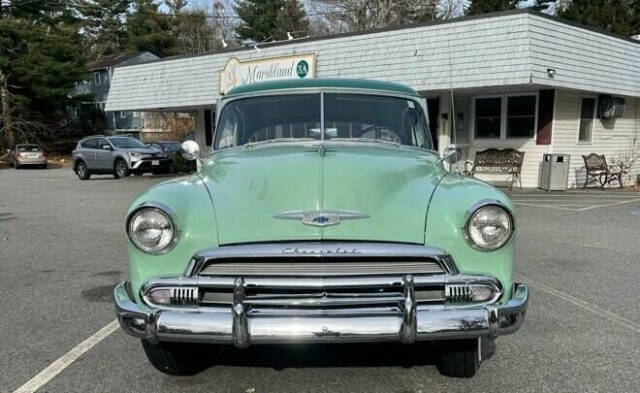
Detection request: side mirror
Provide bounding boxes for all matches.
[181,140,201,161]
[439,144,458,163]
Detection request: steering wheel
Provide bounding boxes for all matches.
[359,125,402,144]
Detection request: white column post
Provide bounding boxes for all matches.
[438,93,451,156]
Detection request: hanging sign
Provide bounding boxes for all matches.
[219,53,316,94]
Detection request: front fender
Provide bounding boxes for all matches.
[127,174,218,302]
[426,173,516,301]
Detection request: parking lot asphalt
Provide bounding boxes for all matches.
[2,168,640,393]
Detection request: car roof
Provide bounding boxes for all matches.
[224,78,421,98]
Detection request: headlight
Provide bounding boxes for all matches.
[127,205,178,254]
[465,204,513,251]
[129,152,142,161]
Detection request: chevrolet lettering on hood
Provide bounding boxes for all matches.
[281,246,362,255]
[115,78,528,379]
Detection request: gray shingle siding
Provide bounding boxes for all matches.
[106,12,640,112]
[106,13,532,111]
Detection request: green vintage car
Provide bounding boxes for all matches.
[114,78,528,378]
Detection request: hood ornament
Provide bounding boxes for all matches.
[274,209,369,227]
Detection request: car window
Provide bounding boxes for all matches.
[215,94,321,149]
[81,139,99,149]
[108,137,146,149]
[323,94,431,148]
[17,145,40,152]
[97,138,111,149]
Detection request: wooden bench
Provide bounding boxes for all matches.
[582,153,625,189]
[466,148,525,190]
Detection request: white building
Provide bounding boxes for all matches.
[105,9,640,188]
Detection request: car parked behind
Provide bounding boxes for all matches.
[148,141,196,173]
[10,144,47,169]
[72,135,170,180]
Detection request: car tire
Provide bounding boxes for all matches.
[436,339,480,378]
[75,160,91,180]
[41,163,47,169]
[113,159,129,179]
[141,339,216,376]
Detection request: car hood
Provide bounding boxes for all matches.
[124,147,162,154]
[200,142,446,245]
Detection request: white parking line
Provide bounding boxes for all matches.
[13,320,119,393]
[512,202,588,211]
[513,197,640,211]
[515,274,640,334]
[514,194,638,198]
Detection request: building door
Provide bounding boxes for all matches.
[426,98,439,151]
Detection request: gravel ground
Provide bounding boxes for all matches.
[1,167,639,393]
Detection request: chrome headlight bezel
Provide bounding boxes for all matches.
[126,202,180,255]
[463,200,514,252]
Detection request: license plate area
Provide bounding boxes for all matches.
[151,160,159,166]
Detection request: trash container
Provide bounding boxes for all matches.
[540,154,570,191]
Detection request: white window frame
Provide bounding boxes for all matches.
[471,92,539,140]
[132,111,140,118]
[120,111,127,119]
[577,95,597,144]
[94,72,101,86]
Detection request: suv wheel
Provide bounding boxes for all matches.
[436,339,480,378]
[141,339,215,376]
[113,159,129,179]
[75,160,91,180]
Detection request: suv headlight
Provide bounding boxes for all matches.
[126,204,178,254]
[129,152,143,161]
[465,204,514,251]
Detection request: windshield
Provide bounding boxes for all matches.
[109,137,146,149]
[214,93,431,150]
[160,142,182,152]
[17,145,40,152]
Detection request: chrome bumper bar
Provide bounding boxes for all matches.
[114,281,528,345]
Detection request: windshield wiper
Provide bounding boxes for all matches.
[243,138,317,148]
[329,138,402,148]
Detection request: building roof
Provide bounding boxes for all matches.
[105,10,640,112]
[86,52,160,71]
[224,78,421,98]
[87,53,138,71]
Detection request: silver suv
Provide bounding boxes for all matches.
[72,136,170,180]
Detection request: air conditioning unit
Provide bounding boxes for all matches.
[598,95,625,118]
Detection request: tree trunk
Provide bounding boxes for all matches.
[0,70,13,150]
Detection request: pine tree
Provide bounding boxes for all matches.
[235,0,285,42]
[531,0,557,11]
[79,0,132,57]
[126,0,178,57]
[559,0,639,37]
[0,0,86,148]
[465,0,520,15]
[274,0,309,40]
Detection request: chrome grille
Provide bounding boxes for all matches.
[199,260,444,276]
[170,287,199,305]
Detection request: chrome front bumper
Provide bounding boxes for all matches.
[114,281,528,345]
